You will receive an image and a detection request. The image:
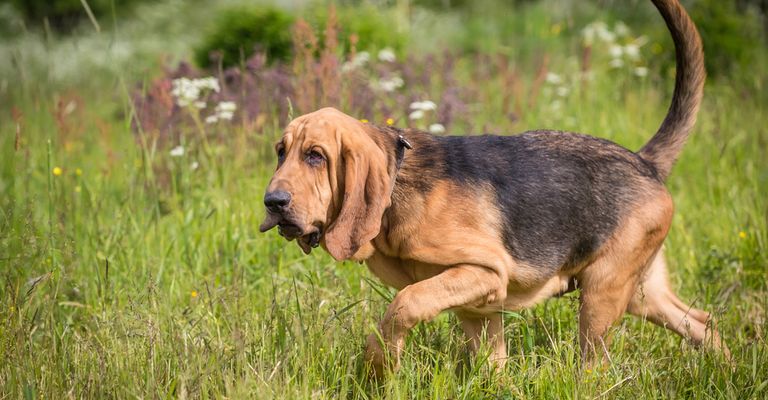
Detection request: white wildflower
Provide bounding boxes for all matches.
[171,76,220,107]
[556,86,570,97]
[614,21,630,37]
[545,72,563,85]
[169,145,185,157]
[190,161,199,170]
[378,48,396,63]
[428,123,446,134]
[216,101,237,113]
[409,100,437,111]
[609,45,623,58]
[550,100,562,111]
[213,101,237,121]
[194,101,207,109]
[375,76,404,92]
[623,44,640,60]
[634,66,649,77]
[409,110,425,120]
[205,115,219,124]
[596,26,616,43]
[609,58,624,68]
[342,51,370,72]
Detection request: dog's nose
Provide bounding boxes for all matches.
[264,190,291,213]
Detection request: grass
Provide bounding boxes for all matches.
[1,0,767,398]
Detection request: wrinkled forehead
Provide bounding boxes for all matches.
[281,109,358,148]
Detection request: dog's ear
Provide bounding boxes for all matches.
[324,127,393,261]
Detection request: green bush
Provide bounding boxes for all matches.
[690,0,765,77]
[194,6,294,69]
[308,4,406,55]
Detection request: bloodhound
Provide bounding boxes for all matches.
[260,0,728,376]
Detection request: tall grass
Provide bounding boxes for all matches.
[1,0,766,398]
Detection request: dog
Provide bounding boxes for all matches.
[260,0,727,376]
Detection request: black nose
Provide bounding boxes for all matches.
[264,191,291,213]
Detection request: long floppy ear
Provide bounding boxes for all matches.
[324,129,393,261]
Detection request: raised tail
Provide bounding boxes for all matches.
[638,0,705,181]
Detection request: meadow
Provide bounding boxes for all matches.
[1,0,767,398]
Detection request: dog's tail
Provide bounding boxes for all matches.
[638,0,705,181]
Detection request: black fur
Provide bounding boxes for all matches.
[396,129,661,273]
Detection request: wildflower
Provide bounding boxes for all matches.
[169,145,185,157]
[378,48,396,62]
[74,186,81,193]
[609,45,623,58]
[386,118,394,125]
[634,67,649,77]
[609,58,624,68]
[545,73,563,85]
[360,119,369,123]
[586,368,593,374]
[614,21,630,37]
[375,76,404,92]
[205,115,219,124]
[190,161,199,171]
[194,101,207,109]
[342,51,370,72]
[171,77,220,108]
[75,168,82,176]
[556,86,570,97]
[739,231,747,239]
[551,23,562,36]
[214,101,237,121]
[623,43,640,60]
[409,110,425,120]
[428,123,446,134]
[52,167,63,176]
[409,100,437,111]
[191,290,198,298]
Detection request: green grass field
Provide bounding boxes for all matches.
[1,0,767,398]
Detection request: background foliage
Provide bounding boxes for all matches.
[1,0,766,398]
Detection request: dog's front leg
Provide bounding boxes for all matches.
[366,264,507,377]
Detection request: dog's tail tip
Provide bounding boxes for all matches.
[638,0,705,181]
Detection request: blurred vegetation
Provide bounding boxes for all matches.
[194,3,405,69]
[690,0,766,77]
[194,6,295,68]
[3,0,144,32]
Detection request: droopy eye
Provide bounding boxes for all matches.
[276,147,286,164]
[305,150,325,167]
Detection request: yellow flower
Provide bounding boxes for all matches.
[75,168,82,176]
[52,167,63,176]
[74,186,81,193]
[360,119,369,123]
[551,23,562,36]
[191,290,198,298]
[739,231,747,239]
[585,369,592,374]
[386,118,394,125]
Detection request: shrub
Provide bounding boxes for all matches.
[690,0,765,77]
[194,6,294,69]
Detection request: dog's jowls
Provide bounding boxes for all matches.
[260,0,728,377]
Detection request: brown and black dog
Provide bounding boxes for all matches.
[260,0,727,375]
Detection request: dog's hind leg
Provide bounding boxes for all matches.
[627,249,729,357]
[577,192,674,366]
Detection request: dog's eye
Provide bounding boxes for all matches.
[277,147,286,164]
[305,150,325,167]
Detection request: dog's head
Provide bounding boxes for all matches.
[259,107,396,260]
